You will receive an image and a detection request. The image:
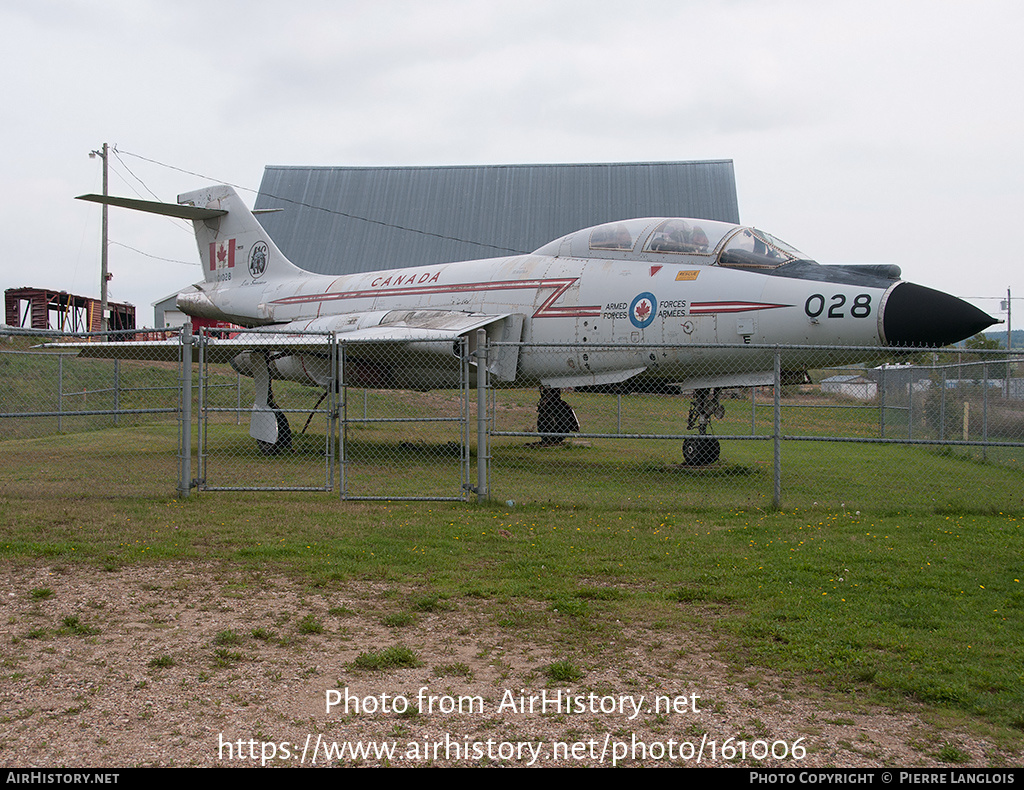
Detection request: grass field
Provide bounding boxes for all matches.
[3,345,1024,760]
[2,422,1023,749]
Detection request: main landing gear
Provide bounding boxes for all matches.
[251,351,292,455]
[682,387,722,466]
[536,387,580,446]
[533,385,722,465]
[257,386,292,456]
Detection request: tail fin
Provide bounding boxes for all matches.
[77,186,303,285]
[175,185,303,284]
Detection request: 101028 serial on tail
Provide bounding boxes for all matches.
[73,185,998,462]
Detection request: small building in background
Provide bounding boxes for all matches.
[5,287,134,333]
[821,374,877,401]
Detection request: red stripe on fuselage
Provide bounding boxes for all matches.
[689,301,791,314]
[269,277,602,319]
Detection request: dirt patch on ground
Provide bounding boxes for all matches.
[0,562,1015,768]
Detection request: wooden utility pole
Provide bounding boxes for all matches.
[90,143,109,331]
[1007,287,1012,353]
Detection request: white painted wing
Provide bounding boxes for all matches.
[41,310,521,368]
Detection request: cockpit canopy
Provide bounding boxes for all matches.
[533,217,813,270]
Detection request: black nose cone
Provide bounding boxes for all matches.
[883,282,999,347]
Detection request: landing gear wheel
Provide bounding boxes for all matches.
[536,387,580,445]
[257,410,292,455]
[682,436,720,466]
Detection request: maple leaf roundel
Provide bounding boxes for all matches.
[629,292,658,329]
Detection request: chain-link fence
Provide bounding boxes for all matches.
[487,342,1024,512]
[0,328,185,499]
[3,327,1022,511]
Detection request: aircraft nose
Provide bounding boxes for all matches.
[882,282,999,347]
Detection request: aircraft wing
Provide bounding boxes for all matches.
[674,370,775,390]
[41,310,521,368]
[539,368,776,390]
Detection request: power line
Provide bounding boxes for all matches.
[110,148,164,202]
[109,240,199,266]
[115,149,529,255]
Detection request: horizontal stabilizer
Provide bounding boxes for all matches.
[76,194,228,221]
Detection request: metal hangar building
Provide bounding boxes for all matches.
[156,160,739,325]
[252,160,740,277]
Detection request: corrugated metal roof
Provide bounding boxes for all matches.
[254,161,739,275]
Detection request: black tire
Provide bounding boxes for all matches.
[537,391,580,443]
[256,410,292,455]
[682,437,720,466]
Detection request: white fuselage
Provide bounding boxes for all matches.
[189,249,893,389]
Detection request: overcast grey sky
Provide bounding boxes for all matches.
[2,0,1021,324]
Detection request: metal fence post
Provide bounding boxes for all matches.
[476,328,489,502]
[338,341,347,501]
[113,358,120,427]
[177,322,192,498]
[196,328,205,489]
[940,366,947,441]
[908,377,914,440]
[328,333,338,494]
[773,349,782,509]
[983,362,989,462]
[461,336,472,500]
[878,365,885,438]
[57,354,63,433]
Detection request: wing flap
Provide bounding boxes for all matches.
[541,367,649,388]
[674,371,774,390]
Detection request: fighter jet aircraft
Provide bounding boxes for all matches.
[73,185,997,463]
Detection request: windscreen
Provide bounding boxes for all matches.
[717,228,811,269]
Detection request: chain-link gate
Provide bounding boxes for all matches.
[335,336,476,502]
[193,329,476,501]
[196,327,339,492]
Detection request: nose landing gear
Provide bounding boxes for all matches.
[682,435,720,465]
[683,387,722,466]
